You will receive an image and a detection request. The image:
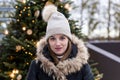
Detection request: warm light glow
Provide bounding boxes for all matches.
[4,30,9,35]
[29,52,32,56]
[15,6,18,9]
[64,3,72,11]
[10,73,15,78]
[24,7,27,9]
[68,7,72,11]
[17,19,20,22]
[26,62,29,65]
[19,0,26,4]
[12,69,19,74]
[36,41,39,47]
[28,7,30,9]
[28,13,30,16]
[20,11,23,13]
[22,26,26,31]
[19,14,21,16]
[32,20,35,23]
[25,52,28,54]
[27,45,30,47]
[23,9,26,11]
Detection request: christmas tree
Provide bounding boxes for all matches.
[0,0,83,80]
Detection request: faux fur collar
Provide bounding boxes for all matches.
[36,34,89,80]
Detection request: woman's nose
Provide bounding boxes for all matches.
[56,40,61,45]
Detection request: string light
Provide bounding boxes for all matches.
[64,3,72,11]
[17,19,19,21]
[32,20,35,23]
[10,73,15,79]
[25,52,28,54]
[4,29,9,35]
[24,6,27,9]
[23,9,26,11]
[15,6,18,8]
[20,10,23,13]
[28,13,30,16]
[19,14,21,17]
[29,52,33,56]
[22,26,26,31]
[10,69,19,79]
[27,45,30,47]
[28,6,30,9]
[26,62,29,65]
[12,69,19,74]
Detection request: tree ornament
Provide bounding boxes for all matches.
[34,10,40,18]
[17,74,22,80]
[27,29,32,35]
[16,45,22,52]
[18,0,26,4]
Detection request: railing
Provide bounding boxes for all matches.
[0,0,15,22]
[86,42,120,63]
[0,7,15,11]
[0,7,15,22]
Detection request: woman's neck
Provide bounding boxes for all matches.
[57,55,63,59]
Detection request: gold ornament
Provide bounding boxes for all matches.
[27,29,32,35]
[16,45,22,52]
[34,10,40,18]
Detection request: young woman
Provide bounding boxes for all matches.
[26,2,94,80]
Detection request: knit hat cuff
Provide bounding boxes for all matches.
[46,27,71,40]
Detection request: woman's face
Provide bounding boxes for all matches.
[48,34,69,56]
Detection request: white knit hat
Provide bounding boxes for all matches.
[42,4,71,40]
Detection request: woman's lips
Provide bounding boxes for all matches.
[55,48,62,51]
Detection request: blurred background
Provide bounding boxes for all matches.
[0,0,120,80]
[0,0,120,40]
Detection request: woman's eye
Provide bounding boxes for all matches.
[49,37,55,41]
[60,36,66,40]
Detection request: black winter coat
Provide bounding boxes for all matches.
[26,35,94,80]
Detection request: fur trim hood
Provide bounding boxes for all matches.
[36,34,89,80]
